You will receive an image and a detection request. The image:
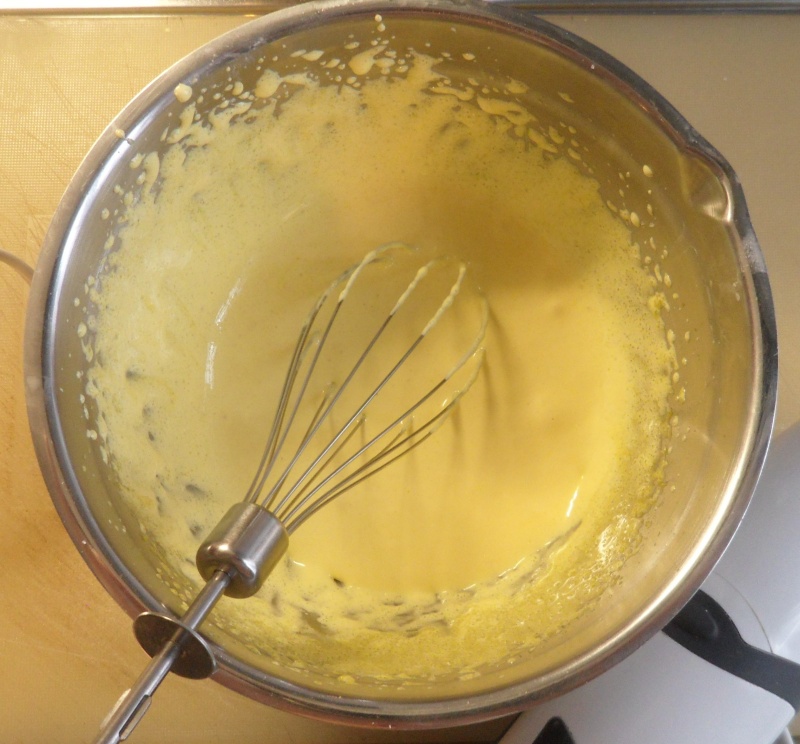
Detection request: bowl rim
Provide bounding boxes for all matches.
[24,0,777,727]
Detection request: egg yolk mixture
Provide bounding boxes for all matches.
[84,38,675,682]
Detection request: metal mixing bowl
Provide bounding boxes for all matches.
[24,0,777,727]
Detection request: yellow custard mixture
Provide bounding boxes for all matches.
[83,35,676,681]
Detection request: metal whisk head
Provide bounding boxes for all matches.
[247,242,488,533]
[94,243,487,744]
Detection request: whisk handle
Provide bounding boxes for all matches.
[92,570,231,744]
[196,502,289,598]
[93,503,289,743]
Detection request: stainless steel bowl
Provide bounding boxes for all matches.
[25,0,777,727]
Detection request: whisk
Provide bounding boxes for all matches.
[94,242,487,743]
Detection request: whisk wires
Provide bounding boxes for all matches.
[243,243,487,534]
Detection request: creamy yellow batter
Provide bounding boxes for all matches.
[83,32,675,681]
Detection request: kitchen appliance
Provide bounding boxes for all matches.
[499,420,800,744]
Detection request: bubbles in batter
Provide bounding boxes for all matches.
[81,26,676,682]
